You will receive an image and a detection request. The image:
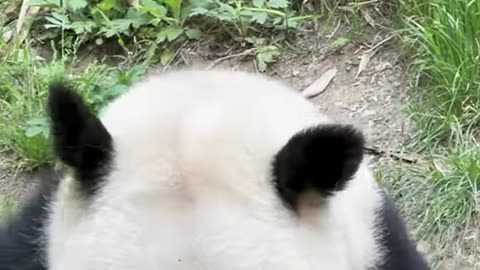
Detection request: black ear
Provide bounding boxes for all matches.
[47,82,112,193]
[272,124,365,210]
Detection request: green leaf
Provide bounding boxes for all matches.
[253,0,265,7]
[245,37,255,44]
[272,16,282,25]
[284,17,298,29]
[70,20,97,34]
[189,7,209,17]
[185,28,201,40]
[51,11,70,23]
[127,64,148,81]
[99,26,117,37]
[164,0,183,20]
[25,126,44,138]
[110,19,135,32]
[330,37,350,49]
[242,10,267,24]
[156,30,167,42]
[28,0,60,7]
[156,27,183,43]
[217,2,236,15]
[98,106,109,117]
[44,12,71,29]
[97,0,124,11]
[126,8,151,28]
[267,0,288,9]
[160,48,175,65]
[150,18,162,26]
[140,0,168,18]
[189,0,214,9]
[25,118,50,138]
[252,12,268,24]
[100,18,136,38]
[65,0,88,11]
[256,45,279,72]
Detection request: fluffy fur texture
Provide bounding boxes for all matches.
[273,124,365,210]
[48,83,113,195]
[0,69,429,270]
[0,168,61,270]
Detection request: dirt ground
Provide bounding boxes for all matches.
[274,33,414,151]
[0,157,31,205]
[175,27,415,150]
[0,24,469,269]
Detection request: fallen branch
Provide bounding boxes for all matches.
[363,145,424,164]
[207,48,256,70]
[16,0,29,35]
[355,35,394,79]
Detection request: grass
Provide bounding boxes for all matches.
[376,131,480,267]
[0,37,61,168]
[388,0,480,267]
[0,31,147,169]
[0,0,479,267]
[0,0,360,169]
[398,0,480,145]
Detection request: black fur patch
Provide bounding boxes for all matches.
[272,124,364,210]
[374,192,430,270]
[0,167,61,270]
[47,82,112,195]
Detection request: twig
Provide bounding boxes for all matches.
[325,20,341,41]
[162,41,188,71]
[354,35,394,79]
[207,48,256,70]
[371,35,394,52]
[16,0,29,34]
[351,0,381,5]
[363,145,423,164]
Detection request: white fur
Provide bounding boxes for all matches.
[46,69,383,270]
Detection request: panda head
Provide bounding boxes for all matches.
[45,69,368,269]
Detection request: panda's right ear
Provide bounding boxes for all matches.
[47,82,112,193]
[272,124,365,211]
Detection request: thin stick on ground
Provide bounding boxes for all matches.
[207,49,256,70]
[363,145,425,164]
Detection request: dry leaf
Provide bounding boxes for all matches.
[363,10,375,27]
[2,29,13,42]
[5,0,20,14]
[432,159,451,176]
[355,51,372,79]
[302,67,337,98]
[27,6,40,16]
[416,240,431,255]
[128,0,140,7]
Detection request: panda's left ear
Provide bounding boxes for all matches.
[47,82,112,193]
[272,124,365,210]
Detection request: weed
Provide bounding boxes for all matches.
[394,2,480,264]
[376,126,480,267]
[26,0,316,70]
[0,29,146,169]
[398,0,480,144]
[0,37,60,168]
[0,0,325,168]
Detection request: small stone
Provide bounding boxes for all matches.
[416,240,431,255]
[364,110,376,117]
[2,30,13,42]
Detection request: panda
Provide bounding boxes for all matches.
[0,69,430,270]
